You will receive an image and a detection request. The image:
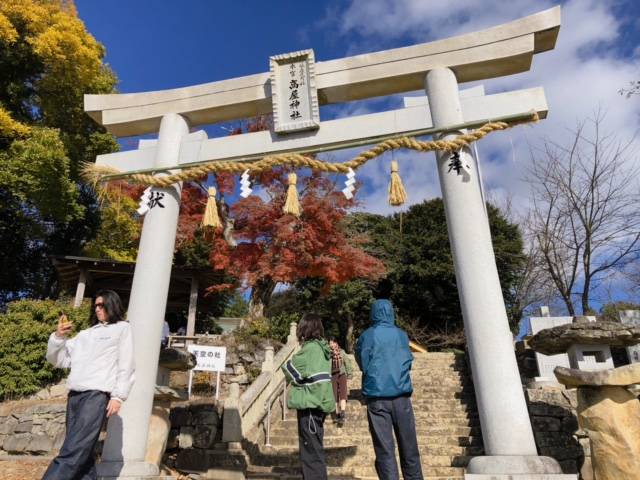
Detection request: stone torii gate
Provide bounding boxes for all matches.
[86,7,575,480]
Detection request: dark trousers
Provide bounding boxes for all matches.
[42,390,109,480]
[366,395,423,480]
[297,408,327,480]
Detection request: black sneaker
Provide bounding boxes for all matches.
[337,412,345,427]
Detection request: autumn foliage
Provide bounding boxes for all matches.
[174,168,385,318]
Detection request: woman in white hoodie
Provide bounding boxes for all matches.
[42,290,135,480]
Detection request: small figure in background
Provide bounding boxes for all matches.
[161,320,170,348]
[329,336,352,426]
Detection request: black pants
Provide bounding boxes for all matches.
[297,408,327,480]
[42,390,109,480]
[366,395,423,480]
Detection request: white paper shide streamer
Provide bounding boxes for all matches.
[342,168,356,199]
[136,187,152,215]
[240,169,252,198]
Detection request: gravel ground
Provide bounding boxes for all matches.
[0,456,51,480]
[0,456,190,479]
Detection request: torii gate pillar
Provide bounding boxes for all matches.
[426,67,563,477]
[97,113,189,479]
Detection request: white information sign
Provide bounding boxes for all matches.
[270,49,320,133]
[188,345,226,372]
[187,345,226,400]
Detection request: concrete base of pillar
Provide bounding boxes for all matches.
[96,460,159,478]
[466,456,569,475]
[465,476,577,479]
[202,468,246,479]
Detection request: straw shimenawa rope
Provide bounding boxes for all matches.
[388,160,408,206]
[202,186,221,229]
[82,114,538,189]
[283,172,301,216]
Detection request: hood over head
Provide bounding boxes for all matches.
[310,338,332,360]
[370,299,395,327]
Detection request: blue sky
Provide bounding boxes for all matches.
[75,0,640,313]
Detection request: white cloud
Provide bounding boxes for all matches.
[322,0,640,217]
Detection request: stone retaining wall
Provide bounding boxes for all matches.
[0,401,66,455]
[526,388,592,479]
[0,399,222,462]
[166,403,220,451]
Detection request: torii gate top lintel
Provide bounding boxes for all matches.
[84,6,560,137]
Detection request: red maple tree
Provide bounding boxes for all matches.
[208,169,386,319]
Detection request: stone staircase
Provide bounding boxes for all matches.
[245,352,483,479]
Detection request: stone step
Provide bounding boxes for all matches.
[337,398,477,409]
[271,419,481,435]
[247,352,477,479]
[247,464,465,479]
[277,410,478,423]
[249,448,474,468]
[348,366,469,374]
[266,434,482,448]
[247,472,463,480]
[283,399,478,411]
[259,443,483,458]
[348,370,470,377]
[272,413,480,429]
[340,389,476,399]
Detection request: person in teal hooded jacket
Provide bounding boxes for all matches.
[282,313,335,480]
[355,280,423,480]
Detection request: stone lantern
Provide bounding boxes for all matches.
[529,321,640,480]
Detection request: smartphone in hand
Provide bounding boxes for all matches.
[57,311,73,337]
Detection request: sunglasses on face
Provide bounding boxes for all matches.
[95,302,105,309]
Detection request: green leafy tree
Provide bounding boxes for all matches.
[599,301,640,322]
[83,185,142,262]
[390,199,525,331]
[223,291,249,318]
[0,0,118,305]
[268,199,526,345]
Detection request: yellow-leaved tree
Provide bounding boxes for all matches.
[0,0,127,304]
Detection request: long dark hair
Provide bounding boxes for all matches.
[90,290,126,325]
[297,313,324,342]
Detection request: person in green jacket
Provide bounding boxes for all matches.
[329,336,352,426]
[282,313,335,480]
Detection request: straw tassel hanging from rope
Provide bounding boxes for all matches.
[388,160,407,206]
[283,172,301,216]
[202,186,222,229]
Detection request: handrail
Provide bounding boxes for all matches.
[263,377,287,447]
[221,323,299,445]
[239,340,296,415]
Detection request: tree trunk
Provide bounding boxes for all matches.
[565,296,575,317]
[247,278,276,322]
[345,316,355,354]
[581,278,593,315]
[247,296,264,321]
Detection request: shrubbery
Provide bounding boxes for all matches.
[240,314,298,344]
[0,298,90,400]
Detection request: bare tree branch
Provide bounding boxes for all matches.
[525,112,640,314]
